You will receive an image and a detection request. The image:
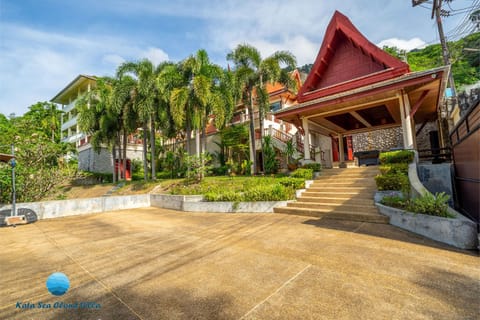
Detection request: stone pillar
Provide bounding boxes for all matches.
[338,133,346,167]
[302,117,311,161]
[399,91,414,149]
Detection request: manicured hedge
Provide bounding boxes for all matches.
[379,163,409,175]
[379,150,414,164]
[302,163,321,172]
[375,173,409,192]
[290,168,313,180]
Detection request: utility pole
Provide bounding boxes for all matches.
[432,0,457,114]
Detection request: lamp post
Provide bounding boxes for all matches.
[10,144,16,217]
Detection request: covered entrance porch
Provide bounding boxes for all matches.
[274,11,449,167]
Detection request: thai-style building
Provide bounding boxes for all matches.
[275,11,450,168]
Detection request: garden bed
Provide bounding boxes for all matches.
[375,201,477,249]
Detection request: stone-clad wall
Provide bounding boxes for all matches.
[352,127,403,152]
[351,121,439,152]
[78,147,112,173]
[415,121,438,150]
[78,144,143,173]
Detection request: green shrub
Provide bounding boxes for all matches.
[407,192,452,218]
[375,173,409,192]
[380,194,407,209]
[156,171,175,179]
[212,166,228,176]
[291,168,313,180]
[379,163,409,175]
[302,162,321,172]
[277,177,305,189]
[379,150,414,164]
[204,190,242,202]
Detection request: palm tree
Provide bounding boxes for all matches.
[170,50,211,156]
[76,77,121,183]
[112,75,138,181]
[169,49,234,179]
[155,61,184,160]
[117,59,157,181]
[227,44,296,174]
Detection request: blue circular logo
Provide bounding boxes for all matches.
[46,272,70,296]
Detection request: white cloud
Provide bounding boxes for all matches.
[102,54,126,66]
[0,23,170,115]
[377,37,427,51]
[141,47,169,65]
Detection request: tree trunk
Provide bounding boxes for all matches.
[186,122,192,155]
[248,92,256,175]
[111,144,117,184]
[201,125,207,180]
[150,115,156,180]
[142,122,148,181]
[123,129,127,181]
[117,133,122,180]
[195,129,201,157]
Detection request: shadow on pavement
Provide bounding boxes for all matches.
[302,218,478,256]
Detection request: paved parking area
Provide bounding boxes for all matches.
[1,207,478,319]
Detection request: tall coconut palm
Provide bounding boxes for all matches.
[155,61,184,157]
[76,77,121,183]
[170,50,212,156]
[170,49,234,179]
[227,44,296,174]
[112,75,138,180]
[117,59,157,181]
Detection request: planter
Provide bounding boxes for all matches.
[375,201,478,250]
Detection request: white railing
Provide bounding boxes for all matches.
[61,115,78,131]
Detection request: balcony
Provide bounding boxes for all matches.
[61,132,84,144]
[61,115,78,131]
[62,100,77,114]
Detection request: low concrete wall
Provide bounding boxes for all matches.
[151,194,287,213]
[375,202,478,250]
[182,200,288,213]
[150,194,203,210]
[0,195,150,220]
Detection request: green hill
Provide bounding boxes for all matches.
[385,32,480,90]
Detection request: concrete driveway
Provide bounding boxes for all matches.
[1,207,478,319]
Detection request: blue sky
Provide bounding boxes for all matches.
[0,0,478,116]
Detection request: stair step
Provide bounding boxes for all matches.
[310,181,376,187]
[307,187,376,193]
[287,202,377,211]
[302,191,374,198]
[273,207,389,224]
[297,196,375,205]
[315,174,377,179]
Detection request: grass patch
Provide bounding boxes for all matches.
[167,176,305,201]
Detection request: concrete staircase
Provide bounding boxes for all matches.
[274,166,389,224]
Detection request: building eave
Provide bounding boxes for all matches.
[274,66,449,119]
[50,74,97,104]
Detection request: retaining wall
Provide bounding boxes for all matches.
[150,194,287,213]
[0,195,150,220]
[376,202,477,250]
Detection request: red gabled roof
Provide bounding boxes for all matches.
[298,11,410,103]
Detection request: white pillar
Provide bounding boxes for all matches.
[338,134,345,166]
[399,91,414,149]
[302,117,311,160]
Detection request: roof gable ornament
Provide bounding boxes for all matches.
[298,11,410,103]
